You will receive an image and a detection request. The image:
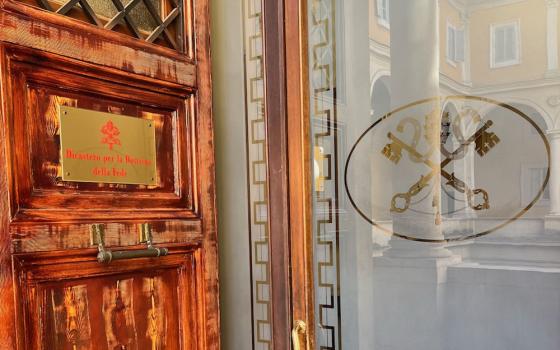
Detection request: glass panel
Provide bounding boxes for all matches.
[87,0,118,19]
[307,1,560,349]
[18,0,184,51]
[495,27,506,63]
[128,0,158,32]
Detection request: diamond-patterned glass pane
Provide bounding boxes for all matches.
[87,0,118,18]
[21,0,184,52]
[128,0,157,32]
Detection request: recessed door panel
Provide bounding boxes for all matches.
[17,252,198,350]
[4,46,197,221]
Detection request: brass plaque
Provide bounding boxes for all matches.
[59,106,157,185]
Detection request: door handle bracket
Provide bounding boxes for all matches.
[90,223,169,263]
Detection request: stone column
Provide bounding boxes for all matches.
[372,2,460,350]
[546,0,559,77]
[390,1,439,105]
[546,129,560,233]
[389,0,444,243]
[548,130,560,214]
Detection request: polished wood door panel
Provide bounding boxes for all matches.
[3,45,198,222]
[16,250,198,349]
[0,0,218,347]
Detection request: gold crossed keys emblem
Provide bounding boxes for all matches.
[381,105,500,224]
[345,96,550,242]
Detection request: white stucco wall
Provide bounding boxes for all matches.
[211,1,253,349]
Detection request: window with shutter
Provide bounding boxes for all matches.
[455,29,465,62]
[491,21,521,68]
[446,23,464,64]
[447,25,456,62]
[376,0,389,28]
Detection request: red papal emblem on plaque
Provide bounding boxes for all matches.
[100,120,121,150]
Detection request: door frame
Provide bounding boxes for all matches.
[262,0,315,348]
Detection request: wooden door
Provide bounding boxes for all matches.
[0,0,219,348]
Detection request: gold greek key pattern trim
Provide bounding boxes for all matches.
[244,0,272,348]
[310,1,342,349]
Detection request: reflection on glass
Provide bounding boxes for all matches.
[87,0,118,19]
[86,0,162,31]
[308,0,560,349]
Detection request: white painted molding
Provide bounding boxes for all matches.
[465,0,525,14]
[369,38,390,58]
[370,70,391,100]
[546,0,559,8]
[547,95,560,107]
[547,128,560,138]
[471,76,560,95]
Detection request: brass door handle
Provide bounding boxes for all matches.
[91,223,169,263]
[96,245,168,263]
[291,320,307,350]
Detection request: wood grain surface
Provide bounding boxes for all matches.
[0,0,219,347]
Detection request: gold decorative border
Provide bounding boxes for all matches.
[243,0,272,348]
[310,0,342,349]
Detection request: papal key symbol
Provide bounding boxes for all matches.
[381,141,403,164]
[474,120,500,156]
[381,108,499,216]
